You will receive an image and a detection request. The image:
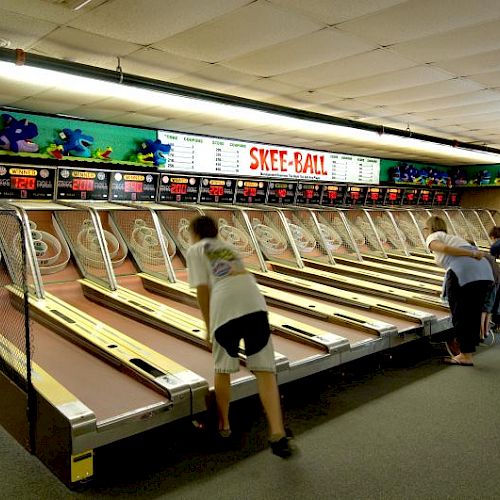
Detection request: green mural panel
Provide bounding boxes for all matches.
[1,111,156,161]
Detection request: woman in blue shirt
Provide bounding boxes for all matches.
[424,216,494,366]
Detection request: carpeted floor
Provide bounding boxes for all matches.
[2,338,500,499]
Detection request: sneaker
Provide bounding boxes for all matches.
[269,430,295,458]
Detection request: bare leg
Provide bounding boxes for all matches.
[214,372,231,431]
[480,312,488,340]
[254,371,286,438]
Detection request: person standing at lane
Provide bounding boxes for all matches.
[186,215,294,458]
[423,216,494,366]
[488,226,500,330]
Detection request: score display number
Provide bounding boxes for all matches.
[208,185,224,197]
[72,178,95,191]
[11,176,36,190]
[170,183,188,195]
[124,181,144,193]
[275,188,287,198]
[243,187,257,197]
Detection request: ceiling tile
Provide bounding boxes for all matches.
[169,64,257,92]
[152,1,324,63]
[0,78,53,97]
[121,48,210,82]
[0,8,58,49]
[8,97,81,114]
[337,0,500,46]
[270,0,406,25]
[0,0,82,23]
[30,27,141,68]
[222,27,377,77]
[273,49,415,89]
[68,0,251,45]
[392,19,500,63]
[62,106,124,121]
[468,70,500,87]
[388,90,500,113]
[320,65,452,98]
[433,48,500,76]
[227,79,302,102]
[359,79,485,106]
[110,112,167,127]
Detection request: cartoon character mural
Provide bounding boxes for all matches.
[130,139,171,166]
[0,114,40,153]
[53,128,94,158]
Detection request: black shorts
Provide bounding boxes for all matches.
[213,311,275,373]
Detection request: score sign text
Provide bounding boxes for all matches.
[249,146,328,177]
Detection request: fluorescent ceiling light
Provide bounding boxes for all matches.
[1,60,499,165]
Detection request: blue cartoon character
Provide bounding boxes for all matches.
[54,128,94,158]
[131,139,171,167]
[390,164,401,183]
[0,114,39,153]
[476,169,491,185]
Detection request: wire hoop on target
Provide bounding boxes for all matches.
[251,219,288,256]
[318,223,342,251]
[288,223,317,255]
[218,218,253,256]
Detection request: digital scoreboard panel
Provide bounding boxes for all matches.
[295,182,321,205]
[384,187,403,205]
[158,175,200,202]
[364,186,385,206]
[447,191,461,207]
[0,165,56,199]
[402,188,419,206]
[344,185,367,206]
[157,130,380,184]
[417,188,432,206]
[319,184,346,206]
[56,168,110,200]
[109,171,158,201]
[432,190,447,206]
[266,181,297,204]
[234,179,268,204]
[198,177,236,203]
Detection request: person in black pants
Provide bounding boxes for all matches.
[424,216,494,365]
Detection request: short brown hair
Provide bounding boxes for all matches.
[425,216,448,234]
[489,226,500,239]
[189,215,218,239]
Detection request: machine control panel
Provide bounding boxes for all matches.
[109,171,158,201]
[295,182,321,205]
[0,165,55,199]
[234,179,268,204]
[158,175,200,202]
[57,168,110,200]
[198,177,236,203]
[266,181,296,204]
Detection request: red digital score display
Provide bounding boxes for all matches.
[450,195,457,203]
[170,183,187,195]
[421,194,429,201]
[72,178,94,191]
[11,176,36,190]
[370,193,379,200]
[436,194,443,202]
[275,188,287,198]
[124,181,144,193]
[243,187,257,197]
[388,193,397,201]
[406,193,414,201]
[327,191,337,200]
[350,191,360,200]
[303,189,314,199]
[209,185,224,197]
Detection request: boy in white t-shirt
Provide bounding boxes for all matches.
[186,215,294,458]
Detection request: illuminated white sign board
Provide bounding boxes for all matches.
[157,130,380,184]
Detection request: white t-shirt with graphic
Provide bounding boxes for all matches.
[187,237,267,333]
